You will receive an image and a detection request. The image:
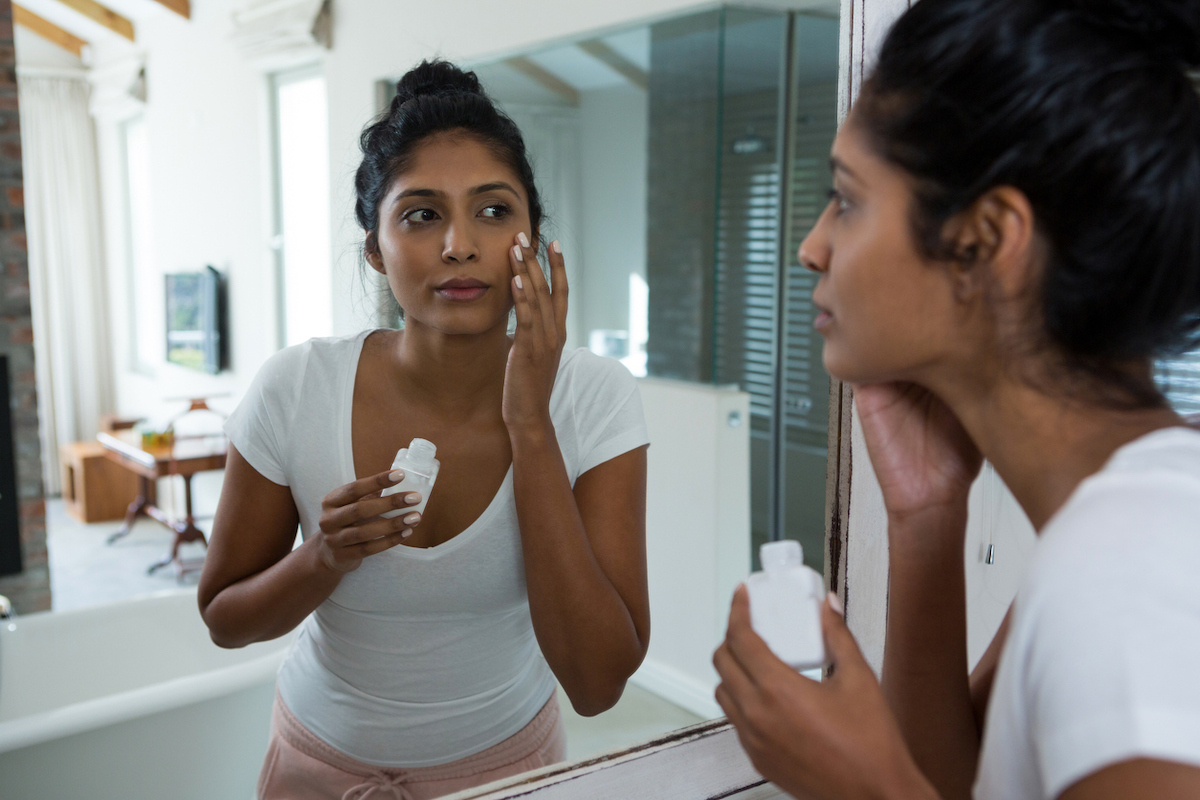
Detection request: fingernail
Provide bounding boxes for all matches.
[517,231,530,248]
[551,240,561,254]
[514,275,523,289]
[512,244,524,262]
[401,528,413,538]
[389,470,403,482]
[827,592,844,615]
[403,512,420,525]
[405,492,421,504]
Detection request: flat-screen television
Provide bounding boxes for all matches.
[165,266,228,374]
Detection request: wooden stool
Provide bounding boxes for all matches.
[60,441,145,524]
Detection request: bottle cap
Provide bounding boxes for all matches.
[407,438,437,467]
[760,540,803,572]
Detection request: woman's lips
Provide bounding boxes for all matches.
[436,286,489,302]
[814,310,833,331]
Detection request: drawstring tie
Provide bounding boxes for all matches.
[342,771,413,800]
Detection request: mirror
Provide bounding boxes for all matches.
[0,1,839,798]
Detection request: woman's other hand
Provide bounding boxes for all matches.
[504,233,568,436]
[315,471,424,573]
[855,382,982,525]
[714,586,937,800]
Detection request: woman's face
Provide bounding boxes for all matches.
[368,132,532,336]
[800,111,975,386]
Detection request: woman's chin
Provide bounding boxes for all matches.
[822,346,899,387]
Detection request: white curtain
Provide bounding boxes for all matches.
[19,75,114,495]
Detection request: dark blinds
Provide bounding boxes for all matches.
[713,89,782,421]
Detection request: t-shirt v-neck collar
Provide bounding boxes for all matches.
[339,329,514,560]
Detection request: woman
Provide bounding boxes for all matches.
[714,1,1200,798]
[198,60,651,799]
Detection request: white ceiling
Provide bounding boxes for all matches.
[475,11,839,109]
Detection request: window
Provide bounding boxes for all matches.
[121,115,163,373]
[1157,350,1200,416]
[270,67,332,348]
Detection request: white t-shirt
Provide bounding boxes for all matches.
[224,330,650,767]
[975,427,1200,799]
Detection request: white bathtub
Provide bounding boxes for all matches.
[0,588,295,800]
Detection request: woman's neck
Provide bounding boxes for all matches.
[385,318,511,417]
[931,373,1184,530]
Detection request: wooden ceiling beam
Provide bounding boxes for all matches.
[505,57,580,106]
[13,4,87,56]
[52,0,135,42]
[578,40,649,92]
[147,0,190,19]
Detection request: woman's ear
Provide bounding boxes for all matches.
[365,232,385,275]
[945,186,1037,303]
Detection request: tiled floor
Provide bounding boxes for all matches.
[44,499,705,761]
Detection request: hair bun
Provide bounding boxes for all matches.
[1068,0,1200,69]
[394,59,485,106]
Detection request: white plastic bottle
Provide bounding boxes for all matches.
[380,438,440,519]
[746,540,826,670]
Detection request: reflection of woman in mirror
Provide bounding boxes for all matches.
[198,60,651,799]
[715,0,1200,798]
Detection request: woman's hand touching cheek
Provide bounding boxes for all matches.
[854,382,982,526]
[503,232,568,439]
[714,587,938,800]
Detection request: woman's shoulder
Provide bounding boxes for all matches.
[253,331,370,391]
[556,347,639,396]
[1026,426,1200,608]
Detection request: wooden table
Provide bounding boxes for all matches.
[98,430,227,575]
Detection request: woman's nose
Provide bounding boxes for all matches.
[798,211,831,274]
[442,226,479,263]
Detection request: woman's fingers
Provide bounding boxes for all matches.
[510,240,545,340]
[724,585,801,686]
[350,527,416,558]
[713,639,759,711]
[820,594,870,681]
[547,240,569,339]
[321,489,421,531]
[330,511,421,548]
[324,470,403,510]
[513,233,557,340]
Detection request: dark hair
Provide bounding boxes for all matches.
[355,60,544,257]
[859,0,1200,406]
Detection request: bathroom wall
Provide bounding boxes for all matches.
[579,85,648,339]
[635,377,751,718]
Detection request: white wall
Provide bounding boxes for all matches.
[90,1,274,429]
[14,27,84,71]
[579,86,648,338]
[633,378,751,719]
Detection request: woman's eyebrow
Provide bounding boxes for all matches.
[470,182,520,198]
[830,156,863,183]
[394,188,440,201]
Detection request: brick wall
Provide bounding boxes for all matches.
[0,0,48,614]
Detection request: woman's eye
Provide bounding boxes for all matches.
[480,204,511,219]
[827,189,852,215]
[403,208,438,223]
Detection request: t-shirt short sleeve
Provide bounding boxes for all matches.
[1019,475,1200,798]
[568,351,650,477]
[223,344,308,486]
